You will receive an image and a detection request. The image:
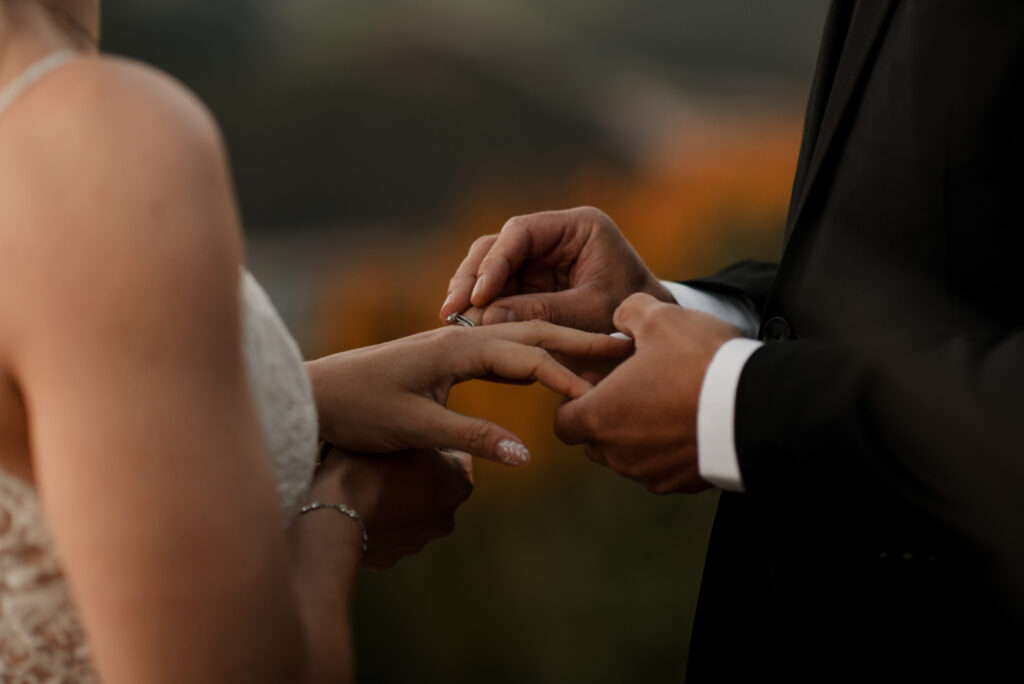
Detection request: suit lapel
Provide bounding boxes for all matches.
[784,1,854,233]
[784,0,899,244]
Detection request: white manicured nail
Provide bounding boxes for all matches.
[497,439,531,465]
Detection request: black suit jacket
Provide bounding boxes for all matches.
[686,2,1024,681]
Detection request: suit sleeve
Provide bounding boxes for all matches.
[683,260,778,315]
[733,329,1024,595]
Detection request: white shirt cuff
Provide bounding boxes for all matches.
[697,338,763,492]
[660,281,760,338]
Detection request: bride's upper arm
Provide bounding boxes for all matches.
[0,59,306,682]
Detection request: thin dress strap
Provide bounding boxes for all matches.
[0,49,78,119]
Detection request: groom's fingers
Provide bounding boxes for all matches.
[469,231,531,309]
[480,286,608,330]
[469,210,579,309]
[441,234,497,321]
[446,209,596,321]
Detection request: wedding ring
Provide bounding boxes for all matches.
[446,312,476,327]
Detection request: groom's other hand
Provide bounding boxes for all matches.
[440,206,674,333]
[555,293,741,494]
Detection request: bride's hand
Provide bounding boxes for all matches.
[306,321,632,465]
[310,446,474,570]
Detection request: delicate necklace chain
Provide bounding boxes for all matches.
[0,49,78,120]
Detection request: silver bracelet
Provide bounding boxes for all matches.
[298,501,368,552]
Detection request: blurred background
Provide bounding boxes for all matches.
[102,2,826,681]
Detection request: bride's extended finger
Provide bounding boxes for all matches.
[441,234,498,320]
[476,340,594,399]
[412,402,533,467]
[473,320,634,359]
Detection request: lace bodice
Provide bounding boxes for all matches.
[0,271,319,681]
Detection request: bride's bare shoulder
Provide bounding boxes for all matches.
[0,52,241,250]
[5,54,223,165]
[0,55,243,357]
[0,54,236,238]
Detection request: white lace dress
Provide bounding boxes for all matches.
[0,272,320,682]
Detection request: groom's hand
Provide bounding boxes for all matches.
[440,206,674,333]
[555,293,741,494]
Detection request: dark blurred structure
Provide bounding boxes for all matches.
[101,2,826,681]
[103,1,823,231]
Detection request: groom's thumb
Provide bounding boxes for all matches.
[612,292,661,339]
[481,289,601,330]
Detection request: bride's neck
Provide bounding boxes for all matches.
[0,2,97,91]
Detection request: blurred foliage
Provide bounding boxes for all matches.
[353,454,720,683]
[100,2,819,681]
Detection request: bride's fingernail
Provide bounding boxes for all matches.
[471,275,486,302]
[497,439,531,465]
[440,293,453,316]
